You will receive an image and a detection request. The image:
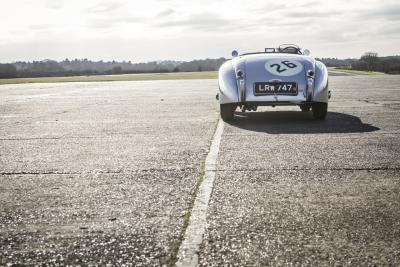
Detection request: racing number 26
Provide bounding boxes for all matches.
[270,60,297,73]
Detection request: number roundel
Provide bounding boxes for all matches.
[265,59,303,76]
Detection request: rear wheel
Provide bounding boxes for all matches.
[312,102,328,120]
[220,104,236,121]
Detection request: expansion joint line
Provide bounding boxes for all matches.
[175,119,224,267]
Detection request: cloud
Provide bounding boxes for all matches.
[88,16,144,29]
[156,12,252,32]
[1,0,400,61]
[157,8,175,17]
[249,3,287,13]
[360,3,400,21]
[382,27,400,36]
[283,9,341,18]
[85,1,124,13]
[45,0,64,9]
[295,0,321,8]
[29,24,55,30]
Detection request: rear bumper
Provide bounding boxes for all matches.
[236,101,317,106]
[219,84,329,105]
[244,92,307,104]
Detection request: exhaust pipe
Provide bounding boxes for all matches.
[241,104,258,112]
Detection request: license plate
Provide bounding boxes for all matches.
[254,82,298,96]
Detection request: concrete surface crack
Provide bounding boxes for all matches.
[213,167,400,172]
[0,168,198,176]
[0,136,96,141]
[175,119,224,267]
[0,171,83,175]
[363,99,380,104]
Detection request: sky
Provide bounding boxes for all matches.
[0,0,399,62]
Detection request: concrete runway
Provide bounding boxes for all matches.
[1,75,399,266]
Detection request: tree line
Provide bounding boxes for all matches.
[350,52,400,74]
[0,58,227,78]
[0,53,399,78]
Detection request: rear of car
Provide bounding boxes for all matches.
[218,46,329,121]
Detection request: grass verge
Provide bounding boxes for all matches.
[329,67,383,75]
[168,118,220,266]
[168,162,205,267]
[1,67,386,86]
[0,71,218,85]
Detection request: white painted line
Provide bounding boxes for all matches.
[176,119,224,267]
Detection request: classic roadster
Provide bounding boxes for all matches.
[217,44,330,121]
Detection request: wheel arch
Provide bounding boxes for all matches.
[218,61,239,104]
[313,61,329,103]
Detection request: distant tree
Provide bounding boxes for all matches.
[111,66,122,74]
[0,64,18,78]
[317,57,355,67]
[0,57,229,78]
[351,60,368,71]
[360,52,379,71]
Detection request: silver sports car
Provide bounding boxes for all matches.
[217,44,330,121]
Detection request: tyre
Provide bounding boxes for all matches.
[299,104,311,112]
[312,102,328,120]
[220,104,236,121]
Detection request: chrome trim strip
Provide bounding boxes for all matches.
[239,79,245,102]
[269,79,282,83]
[306,77,313,101]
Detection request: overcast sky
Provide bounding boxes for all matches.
[0,0,399,62]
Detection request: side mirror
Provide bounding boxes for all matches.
[231,50,239,57]
[303,49,311,56]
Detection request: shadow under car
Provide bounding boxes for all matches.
[229,111,380,134]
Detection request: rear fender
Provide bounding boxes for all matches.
[218,60,239,104]
[313,61,329,103]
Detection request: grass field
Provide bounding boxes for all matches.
[0,68,386,86]
[0,71,218,85]
[329,67,383,75]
